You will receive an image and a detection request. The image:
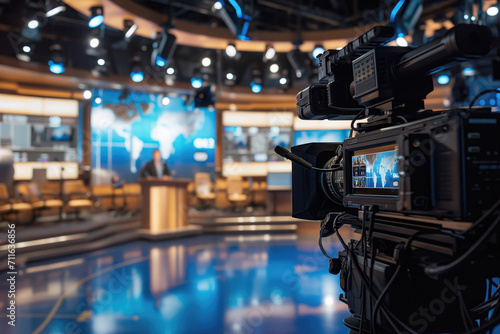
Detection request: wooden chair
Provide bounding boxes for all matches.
[63,180,93,220]
[226,176,248,210]
[91,184,114,211]
[17,182,63,222]
[0,183,32,223]
[194,173,216,209]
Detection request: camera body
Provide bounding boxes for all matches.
[289,23,500,333]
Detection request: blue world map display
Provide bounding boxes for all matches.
[352,150,399,189]
[91,90,215,183]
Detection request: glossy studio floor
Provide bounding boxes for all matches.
[1,232,352,334]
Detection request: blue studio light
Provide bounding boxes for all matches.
[312,46,325,59]
[48,60,65,74]
[191,77,203,89]
[156,56,167,67]
[130,71,144,82]
[462,67,475,76]
[250,81,262,93]
[89,15,103,28]
[437,74,450,85]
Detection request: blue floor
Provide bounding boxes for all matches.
[3,234,351,334]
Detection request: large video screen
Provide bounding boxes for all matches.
[223,126,292,163]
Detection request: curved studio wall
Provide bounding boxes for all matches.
[91,90,216,183]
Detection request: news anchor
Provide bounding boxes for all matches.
[140,149,170,179]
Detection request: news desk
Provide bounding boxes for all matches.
[139,178,190,233]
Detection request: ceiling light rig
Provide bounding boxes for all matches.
[225,43,237,58]
[213,0,253,40]
[151,30,177,68]
[250,68,263,93]
[130,56,144,83]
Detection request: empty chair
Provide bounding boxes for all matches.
[0,183,32,223]
[17,182,63,222]
[91,184,114,211]
[194,173,216,209]
[122,183,141,215]
[63,180,93,219]
[226,176,248,210]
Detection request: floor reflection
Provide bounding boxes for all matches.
[4,234,351,334]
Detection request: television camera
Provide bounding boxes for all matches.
[276,24,500,333]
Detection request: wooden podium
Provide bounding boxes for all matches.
[139,178,190,233]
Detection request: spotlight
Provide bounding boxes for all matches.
[202,57,211,67]
[97,58,105,66]
[161,96,170,106]
[287,49,308,79]
[437,74,450,85]
[462,67,475,76]
[16,42,33,62]
[191,77,203,89]
[130,57,144,82]
[487,5,499,16]
[264,45,276,60]
[28,20,39,29]
[89,37,100,48]
[250,81,262,93]
[396,35,408,47]
[48,44,65,74]
[151,30,177,67]
[89,6,104,28]
[213,1,223,10]
[166,67,175,75]
[45,2,66,18]
[226,72,234,80]
[95,97,102,104]
[225,43,237,58]
[279,77,287,85]
[250,68,263,93]
[124,19,137,39]
[83,90,92,100]
[270,64,279,73]
[312,45,325,59]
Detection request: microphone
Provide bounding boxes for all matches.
[274,145,313,169]
[274,146,342,172]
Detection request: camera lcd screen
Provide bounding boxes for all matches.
[351,144,399,195]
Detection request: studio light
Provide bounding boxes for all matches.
[270,63,279,73]
[225,43,237,58]
[191,77,203,89]
[250,68,263,93]
[437,74,450,85]
[213,1,223,10]
[28,19,39,29]
[45,2,66,18]
[89,37,100,48]
[250,81,262,93]
[83,90,92,100]
[130,57,144,82]
[97,58,105,66]
[161,96,170,106]
[462,67,475,76]
[487,5,499,16]
[202,57,212,67]
[226,72,234,80]
[48,44,65,74]
[166,67,175,75]
[89,6,104,28]
[17,42,33,62]
[312,45,325,59]
[396,34,408,47]
[287,49,308,79]
[151,30,177,67]
[279,77,287,85]
[124,20,137,39]
[95,97,102,104]
[264,45,276,61]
